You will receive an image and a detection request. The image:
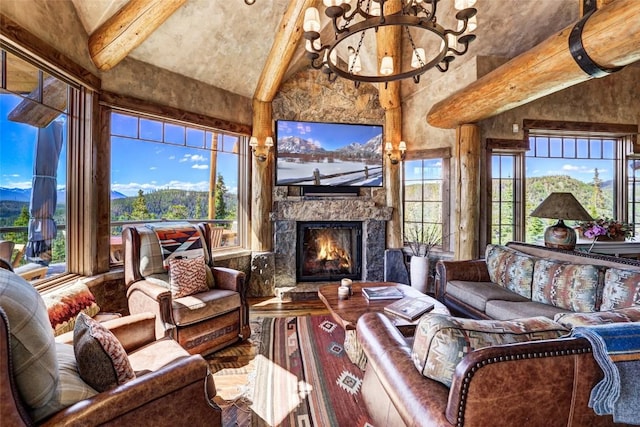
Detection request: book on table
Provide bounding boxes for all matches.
[362,286,404,301]
[383,297,435,321]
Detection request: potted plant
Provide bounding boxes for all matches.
[404,224,443,294]
[576,217,633,252]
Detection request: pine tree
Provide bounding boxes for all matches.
[591,168,604,217]
[215,174,229,219]
[166,204,188,219]
[131,189,151,220]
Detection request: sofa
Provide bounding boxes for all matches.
[0,267,222,426]
[357,309,639,427]
[435,242,640,320]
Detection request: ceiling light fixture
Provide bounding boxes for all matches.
[303,0,477,87]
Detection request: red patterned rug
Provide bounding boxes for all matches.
[210,315,374,427]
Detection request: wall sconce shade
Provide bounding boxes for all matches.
[385,140,407,165]
[530,192,592,250]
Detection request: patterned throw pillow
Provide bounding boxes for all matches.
[485,244,535,298]
[554,306,640,329]
[42,280,101,336]
[73,312,135,392]
[532,259,601,312]
[169,256,209,298]
[600,267,640,310]
[411,314,567,387]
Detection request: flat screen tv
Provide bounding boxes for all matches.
[275,119,384,187]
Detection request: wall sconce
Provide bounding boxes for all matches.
[385,141,407,164]
[249,136,273,162]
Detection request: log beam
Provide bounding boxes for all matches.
[427,0,640,129]
[454,124,480,260]
[88,0,186,71]
[7,76,67,128]
[251,100,273,252]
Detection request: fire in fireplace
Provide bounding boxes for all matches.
[297,221,362,282]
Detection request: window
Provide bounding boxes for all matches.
[403,149,450,250]
[109,110,247,258]
[488,122,637,245]
[0,48,73,280]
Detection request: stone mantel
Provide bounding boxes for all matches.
[271,197,393,222]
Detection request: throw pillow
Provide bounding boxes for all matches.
[0,268,58,409]
[73,312,135,392]
[29,343,98,423]
[42,280,101,336]
[600,267,640,310]
[531,259,602,312]
[485,244,535,298]
[169,256,209,298]
[411,314,567,387]
[554,306,640,329]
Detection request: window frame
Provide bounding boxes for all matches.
[486,120,638,246]
[402,147,451,252]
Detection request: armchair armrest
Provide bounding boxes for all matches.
[212,266,245,293]
[126,280,174,340]
[435,259,491,300]
[42,355,220,427]
[55,313,157,353]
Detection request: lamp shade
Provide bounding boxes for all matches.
[530,192,592,221]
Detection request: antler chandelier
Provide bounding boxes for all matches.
[303,0,477,86]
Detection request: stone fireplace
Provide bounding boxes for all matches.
[271,193,393,289]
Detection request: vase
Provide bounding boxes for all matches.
[410,256,429,294]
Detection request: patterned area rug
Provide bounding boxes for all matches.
[209,315,374,427]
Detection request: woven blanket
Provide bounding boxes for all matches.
[146,222,204,268]
[572,323,640,424]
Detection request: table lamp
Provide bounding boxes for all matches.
[530,192,592,250]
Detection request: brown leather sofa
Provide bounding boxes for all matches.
[357,312,633,427]
[1,308,222,426]
[123,222,250,355]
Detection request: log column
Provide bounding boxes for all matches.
[378,0,403,249]
[454,124,480,260]
[251,99,273,252]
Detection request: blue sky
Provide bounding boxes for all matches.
[276,120,382,151]
[1,94,239,198]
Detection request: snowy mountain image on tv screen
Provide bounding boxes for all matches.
[275,120,383,187]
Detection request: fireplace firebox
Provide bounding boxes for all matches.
[296,221,362,282]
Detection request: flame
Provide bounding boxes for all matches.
[316,233,351,269]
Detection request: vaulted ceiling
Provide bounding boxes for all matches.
[69,0,580,100]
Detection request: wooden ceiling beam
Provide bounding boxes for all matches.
[88,0,186,71]
[427,0,640,129]
[254,0,317,103]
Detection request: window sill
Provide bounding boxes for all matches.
[211,248,252,261]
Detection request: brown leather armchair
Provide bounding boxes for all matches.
[1,308,222,426]
[123,222,250,356]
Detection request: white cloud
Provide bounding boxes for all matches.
[112,180,211,197]
[168,155,175,160]
[149,166,157,170]
[562,165,580,171]
[192,164,209,170]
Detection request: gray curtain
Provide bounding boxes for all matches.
[26,120,63,264]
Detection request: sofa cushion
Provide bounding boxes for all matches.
[446,280,529,312]
[532,260,601,312]
[485,299,571,320]
[0,268,58,409]
[554,306,640,329]
[485,244,535,298]
[169,256,209,298]
[30,343,98,423]
[411,314,567,387]
[600,267,640,310]
[171,288,240,326]
[42,280,101,336]
[74,312,136,392]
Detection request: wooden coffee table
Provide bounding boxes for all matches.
[318,281,449,367]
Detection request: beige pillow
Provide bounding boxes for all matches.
[169,256,209,298]
[73,313,135,392]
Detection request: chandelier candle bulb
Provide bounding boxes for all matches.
[380,56,394,76]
